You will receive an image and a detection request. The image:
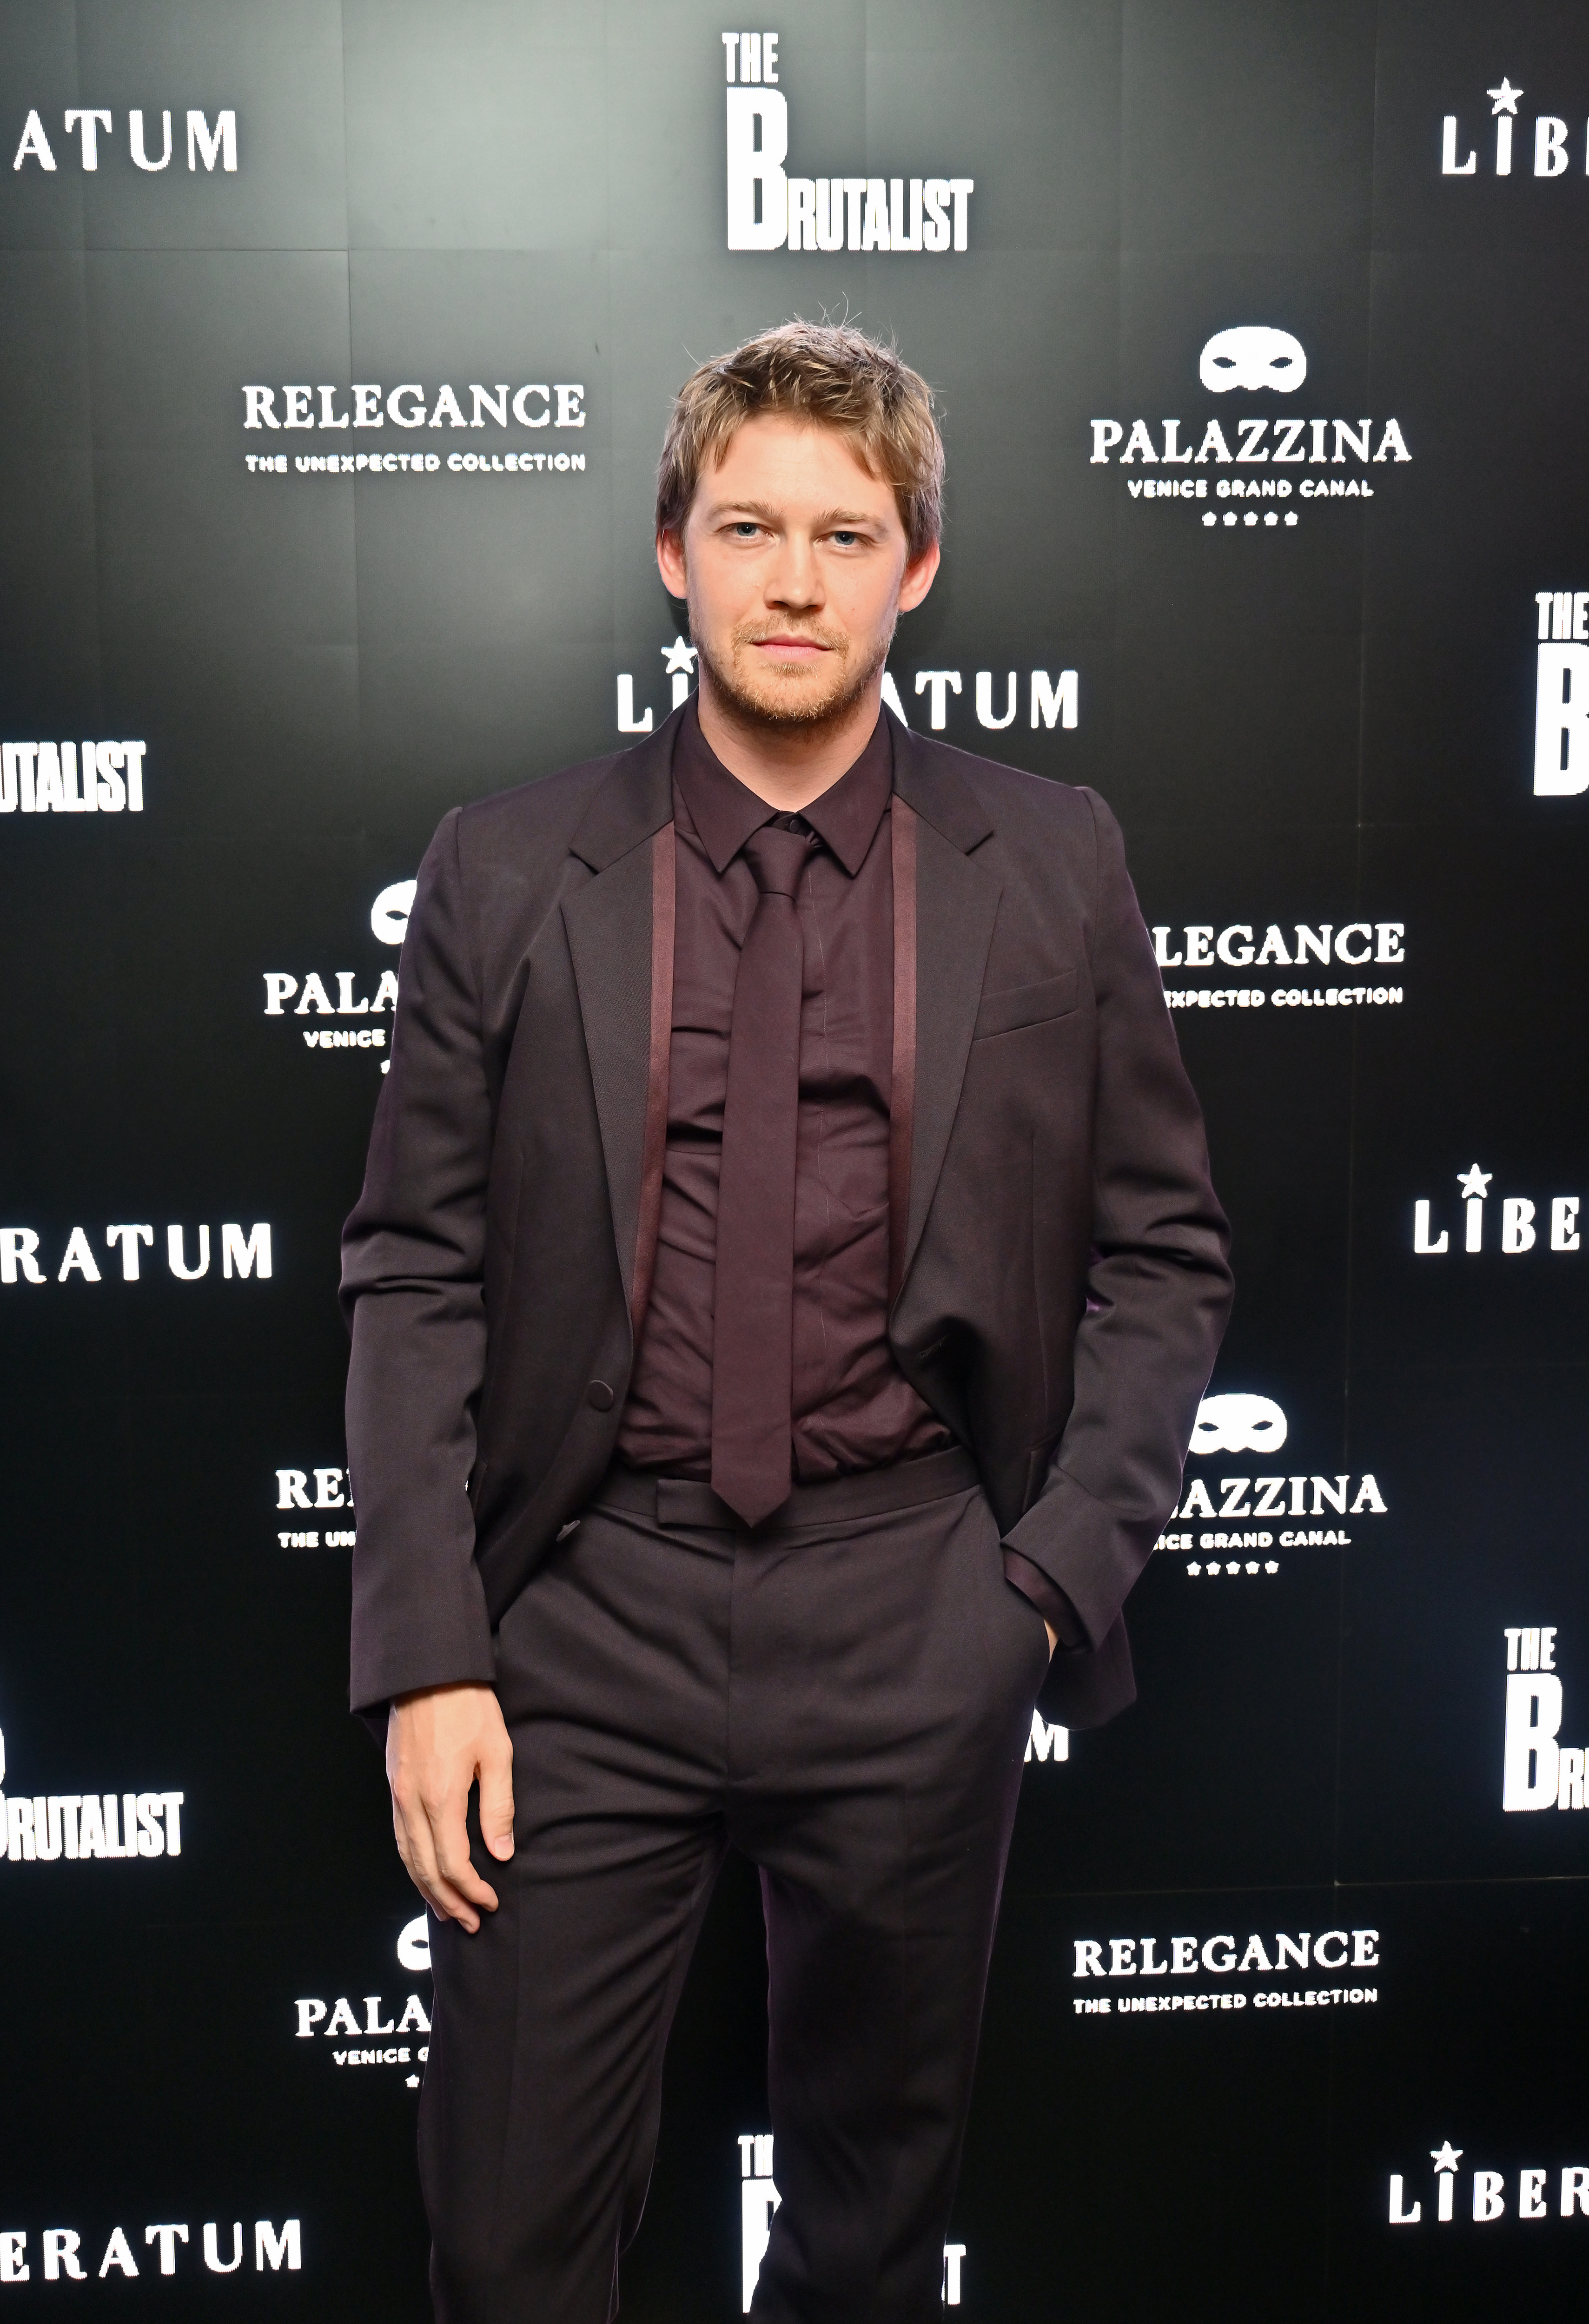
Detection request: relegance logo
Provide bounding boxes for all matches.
[1156,1393,1388,1576]
[722,31,972,253]
[1153,913,1405,1017]
[1501,1627,1587,1816]
[241,379,586,482]
[737,2139,966,2310]
[275,1462,355,1551]
[0,1720,183,1866]
[1089,328,1410,529]
[1071,1922,1381,2020]
[1389,2142,1589,2229]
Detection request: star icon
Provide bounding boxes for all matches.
[1457,1164,1492,1202]
[1187,1561,1202,1574]
[662,636,697,676]
[406,2074,421,2090]
[1487,79,1522,115]
[1430,2142,1463,2173]
[1265,1560,1279,1573]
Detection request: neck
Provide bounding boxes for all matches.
[694,669,884,812]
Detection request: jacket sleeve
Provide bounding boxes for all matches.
[1002,786,1233,1657]
[340,808,498,1718]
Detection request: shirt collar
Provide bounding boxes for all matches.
[671,697,893,878]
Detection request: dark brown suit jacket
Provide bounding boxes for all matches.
[341,705,1233,1729]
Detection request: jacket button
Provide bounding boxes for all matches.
[586,1380,615,1411]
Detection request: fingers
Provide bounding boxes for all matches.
[391,1785,499,1933]
[385,1686,513,1934]
[477,1732,516,1864]
[1044,1619,1059,1660]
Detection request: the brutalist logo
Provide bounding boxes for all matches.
[736,2137,966,2308]
[1533,590,1589,796]
[1501,1627,1586,1814]
[722,31,972,253]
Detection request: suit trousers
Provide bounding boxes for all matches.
[420,1445,1052,2324]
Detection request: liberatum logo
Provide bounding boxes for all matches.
[0,1720,184,1867]
[1440,78,1589,180]
[721,31,972,254]
[1500,1627,1587,1815]
[1410,1163,1581,1257]
[9,107,235,174]
[1389,2143,1589,2227]
[1071,1923,1381,2019]
[0,2220,300,2285]
[616,641,1079,742]
[0,1222,272,1285]
[736,2137,966,2309]
[1090,327,1411,532]
[1154,915,1406,1017]
[1156,1392,1388,1573]
[2,740,147,815]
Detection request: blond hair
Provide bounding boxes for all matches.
[656,321,944,561]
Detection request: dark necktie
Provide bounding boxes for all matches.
[710,821,810,1526]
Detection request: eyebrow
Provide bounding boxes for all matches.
[706,498,881,530]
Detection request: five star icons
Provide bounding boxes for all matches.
[1487,79,1523,117]
[1457,1164,1492,1202]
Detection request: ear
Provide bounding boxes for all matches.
[896,537,940,615]
[656,526,688,600]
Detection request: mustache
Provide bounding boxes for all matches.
[733,622,848,654]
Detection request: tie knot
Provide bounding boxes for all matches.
[742,822,810,898]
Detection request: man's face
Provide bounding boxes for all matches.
[656,413,939,732]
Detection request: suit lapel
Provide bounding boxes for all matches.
[561,711,681,1317]
[889,716,1002,1288]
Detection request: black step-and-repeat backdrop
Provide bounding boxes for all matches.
[3,2,1587,2317]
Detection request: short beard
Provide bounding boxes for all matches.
[692,615,892,738]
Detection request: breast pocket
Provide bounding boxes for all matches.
[972,970,1079,1041]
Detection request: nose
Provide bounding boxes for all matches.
[765,532,823,610]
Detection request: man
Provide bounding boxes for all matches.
[342,321,1232,2323]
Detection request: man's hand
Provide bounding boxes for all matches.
[386,1682,515,1934]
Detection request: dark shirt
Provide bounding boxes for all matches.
[615,703,1081,1652]
[617,703,953,1480]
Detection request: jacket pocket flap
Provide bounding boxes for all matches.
[973,970,1078,1040]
